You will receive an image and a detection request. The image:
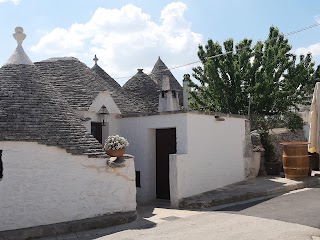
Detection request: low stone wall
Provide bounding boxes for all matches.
[269,128,307,162]
[0,211,137,240]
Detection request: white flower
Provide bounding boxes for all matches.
[104,135,129,150]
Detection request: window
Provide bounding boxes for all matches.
[172,91,176,98]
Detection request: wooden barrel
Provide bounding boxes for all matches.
[280,142,309,180]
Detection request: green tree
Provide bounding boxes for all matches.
[189,26,320,116]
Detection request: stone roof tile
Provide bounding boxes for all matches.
[36,58,157,115]
[122,69,160,112]
[91,63,121,92]
[0,64,106,157]
[35,57,109,110]
[150,57,183,91]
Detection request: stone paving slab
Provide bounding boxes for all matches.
[179,174,320,209]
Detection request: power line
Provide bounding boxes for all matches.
[113,22,320,80]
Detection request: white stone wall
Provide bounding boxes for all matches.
[183,113,246,198]
[118,113,188,202]
[0,142,136,232]
[169,114,247,207]
[118,112,247,204]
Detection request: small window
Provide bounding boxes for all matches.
[172,91,176,98]
[0,150,3,180]
[135,171,141,188]
[161,91,166,98]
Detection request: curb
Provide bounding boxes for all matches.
[0,211,137,240]
[179,176,320,210]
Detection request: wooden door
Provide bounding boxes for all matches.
[91,122,102,144]
[156,128,177,200]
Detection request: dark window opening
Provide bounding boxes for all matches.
[0,150,3,179]
[172,91,176,98]
[135,171,141,188]
[161,91,166,98]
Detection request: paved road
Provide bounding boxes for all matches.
[98,187,320,240]
[216,187,320,229]
[99,212,320,240]
[42,187,320,240]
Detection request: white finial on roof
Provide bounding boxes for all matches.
[13,27,26,45]
[93,54,98,64]
[3,26,33,66]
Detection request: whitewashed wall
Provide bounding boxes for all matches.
[0,142,136,231]
[118,113,188,202]
[77,90,121,144]
[119,112,247,205]
[171,113,246,205]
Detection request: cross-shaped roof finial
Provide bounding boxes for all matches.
[93,54,98,64]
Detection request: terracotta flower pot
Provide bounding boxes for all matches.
[105,148,125,157]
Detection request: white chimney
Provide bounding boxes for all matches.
[162,75,170,91]
[158,75,180,112]
[183,74,190,110]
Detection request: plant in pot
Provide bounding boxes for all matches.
[251,114,282,176]
[104,135,129,157]
[260,130,282,175]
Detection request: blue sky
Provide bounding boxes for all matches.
[0,0,319,85]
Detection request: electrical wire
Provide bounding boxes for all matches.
[112,22,320,80]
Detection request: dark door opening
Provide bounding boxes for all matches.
[0,150,3,179]
[91,122,102,144]
[156,128,177,200]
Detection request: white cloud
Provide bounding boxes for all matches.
[295,17,320,58]
[296,43,320,57]
[30,2,202,85]
[0,0,20,5]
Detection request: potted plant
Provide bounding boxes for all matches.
[251,115,281,176]
[260,130,282,175]
[104,135,129,157]
[252,144,264,177]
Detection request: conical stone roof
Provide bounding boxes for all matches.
[91,55,121,92]
[0,27,106,157]
[0,64,106,157]
[4,27,33,66]
[150,57,183,91]
[36,58,157,115]
[123,69,160,112]
[35,57,110,110]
